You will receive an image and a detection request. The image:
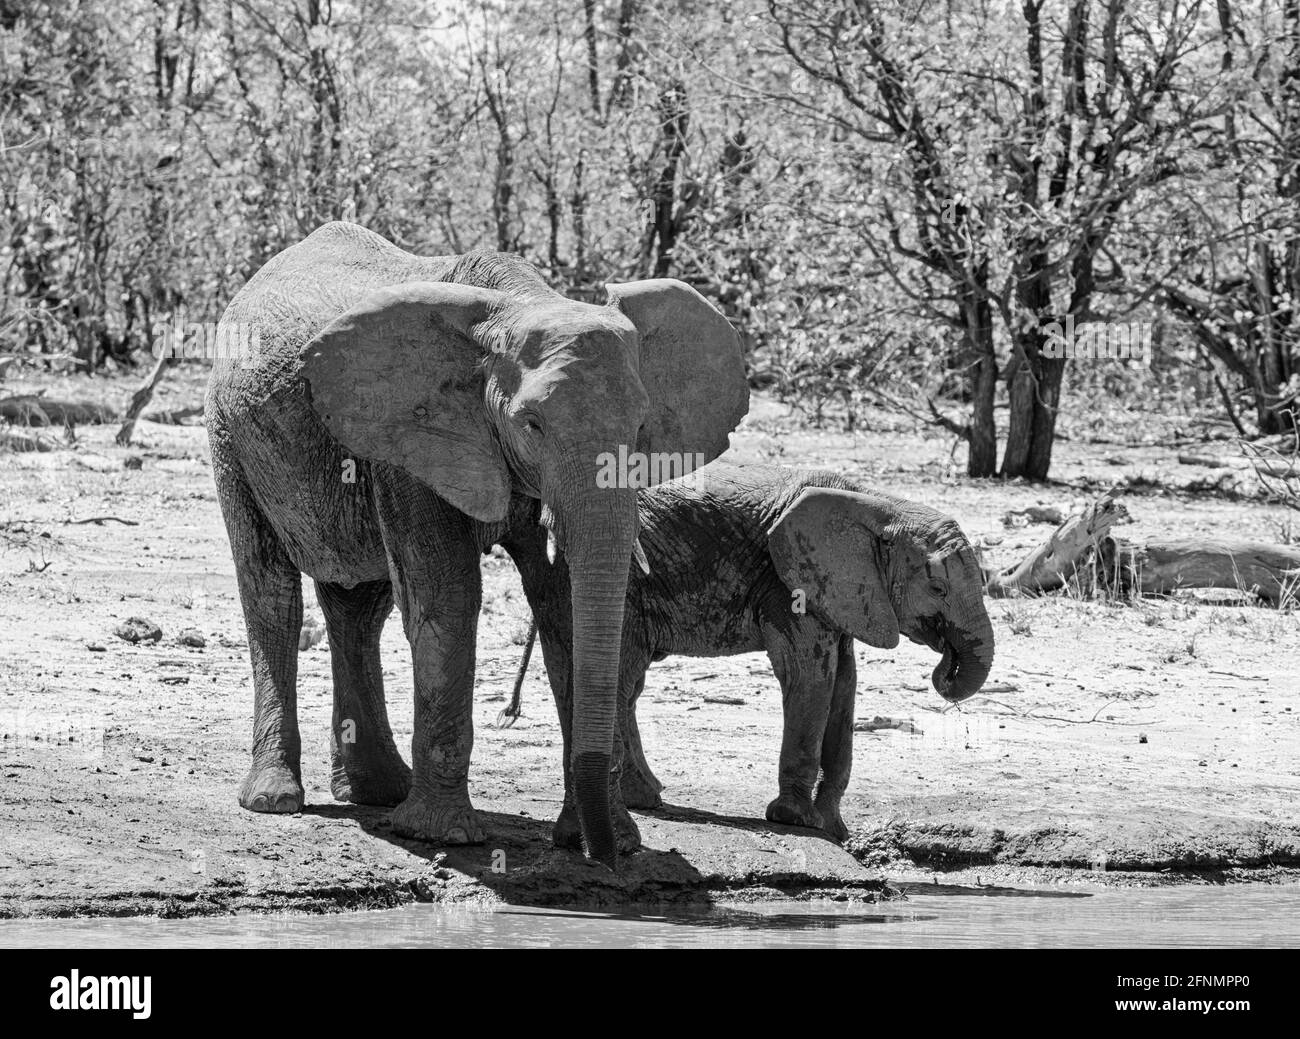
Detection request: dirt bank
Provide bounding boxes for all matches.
[1,375,1297,917]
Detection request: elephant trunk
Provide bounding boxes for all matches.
[557,478,638,868]
[932,591,995,703]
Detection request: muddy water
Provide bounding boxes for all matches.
[2,886,1298,948]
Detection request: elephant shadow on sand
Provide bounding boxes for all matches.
[300,801,842,908]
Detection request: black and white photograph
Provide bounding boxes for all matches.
[0,0,1295,992]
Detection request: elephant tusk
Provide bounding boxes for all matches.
[632,537,650,576]
[546,528,559,565]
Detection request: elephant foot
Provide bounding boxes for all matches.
[552,801,642,855]
[765,793,824,832]
[813,793,849,843]
[615,799,643,853]
[331,753,413,807]
[391,792,485,844]
[239,762,304,814]
[553,804,584,850]
[620,764,664,810]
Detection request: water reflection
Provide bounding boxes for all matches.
[1,887,1296,948]
[504,907,940,930]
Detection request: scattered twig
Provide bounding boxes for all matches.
[64,516,139,526]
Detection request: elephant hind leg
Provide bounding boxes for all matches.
[213,454,305,814]
[813,635,856,842]
[315,578,411,806]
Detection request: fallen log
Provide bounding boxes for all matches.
[1099,539,1300,607]
[1176,452,1235,468]
[985,494,1300,607]
[0,427,60,452]
[0,395,115,426]
[985,494,1119,596]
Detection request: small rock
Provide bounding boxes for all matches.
[85,642,106,652]
[114,617,163,643]
[123,455,143,470]
[856,716,923,736]
[1139,734,1148,744]
[177,628,206,648]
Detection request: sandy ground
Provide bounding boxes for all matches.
[1,372,1297,917]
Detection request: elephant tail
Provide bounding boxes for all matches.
[496,618,538,728]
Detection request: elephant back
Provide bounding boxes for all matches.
[215,222,459,378]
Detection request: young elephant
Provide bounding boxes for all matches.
[500,462,994,844]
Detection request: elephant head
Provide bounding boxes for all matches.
[299,269,748,866]
[768,487,994,702]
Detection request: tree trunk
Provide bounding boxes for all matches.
[959,274,997,478]
[571,151,589,283]
[1002,328,1065,481]
[607,0,642,112]
[641,80,689,278]
[581,0,601,117]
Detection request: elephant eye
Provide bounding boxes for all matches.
[928,578,950,598]
[518,412,544,437]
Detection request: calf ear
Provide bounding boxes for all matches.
[767,487,900,650]
[300,281,512,522]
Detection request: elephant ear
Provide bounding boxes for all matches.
[767,487,901,650]
[604,279,749,466]
[300,282,511,522]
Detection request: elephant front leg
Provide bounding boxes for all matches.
[813,636,856,842]
[378,483,484,845]
[316,578,411,807]
[763,623,838,834]
[540,627,641,854]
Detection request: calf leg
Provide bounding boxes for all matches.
[620,673,664,808]
[813,635,856,841]
[315,578,411,806]
[763,620,840,832]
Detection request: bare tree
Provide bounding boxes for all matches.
[769,0,1216,479]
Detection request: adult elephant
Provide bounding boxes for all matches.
[205,222,748,867]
